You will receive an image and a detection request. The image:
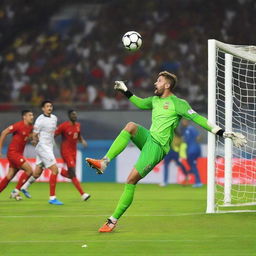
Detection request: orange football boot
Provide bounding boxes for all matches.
[99,219,117,233]
[85,157,108,174]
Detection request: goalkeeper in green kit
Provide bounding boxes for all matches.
[86,71,247,233]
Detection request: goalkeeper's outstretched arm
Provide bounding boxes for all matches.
[191,115,247,148]
[114,81,153,110]
[173,97,247,148]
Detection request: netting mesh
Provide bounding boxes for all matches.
[215,47,256,210]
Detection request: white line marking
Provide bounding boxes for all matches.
[1,211,255,218]
[0,240,206,244]
[0,212,205,218]
[0,236,252,244]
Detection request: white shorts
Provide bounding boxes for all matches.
[35,144,56,168]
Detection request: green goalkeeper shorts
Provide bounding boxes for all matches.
[131,125,166,178]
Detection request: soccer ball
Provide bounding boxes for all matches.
[122,31,142,51]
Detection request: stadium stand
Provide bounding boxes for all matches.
[0,0,255,111]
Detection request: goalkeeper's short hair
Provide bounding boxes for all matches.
[158,71,177,90]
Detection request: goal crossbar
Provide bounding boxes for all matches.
[213,39,256,63]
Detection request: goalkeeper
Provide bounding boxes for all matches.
[86,71,247,233]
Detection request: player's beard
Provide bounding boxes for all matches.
[154,88,164,96]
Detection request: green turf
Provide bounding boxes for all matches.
[0,182,256,256]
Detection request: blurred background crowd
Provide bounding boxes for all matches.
[0,0,255,112]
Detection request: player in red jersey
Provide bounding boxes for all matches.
[0,110,34,200]
[55,110,90,201]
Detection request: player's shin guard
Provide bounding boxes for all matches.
[0,177,10,192]
[16,172,31,190]
[49,173,57,197]
[112,184,136,219]
[105,130,131,161]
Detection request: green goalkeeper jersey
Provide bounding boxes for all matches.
[129,94,214,153]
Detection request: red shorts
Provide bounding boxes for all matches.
[62,152,76,168]
[7,152,26,169]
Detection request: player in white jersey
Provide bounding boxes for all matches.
[21,100,64,205]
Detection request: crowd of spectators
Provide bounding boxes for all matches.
[0,0,255,111]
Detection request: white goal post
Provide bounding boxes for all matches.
[207,39,256,213]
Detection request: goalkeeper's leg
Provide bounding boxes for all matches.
[106,122,138,160]
[98,168,141,232]
[98,135,165,232]
[86,122,138,174]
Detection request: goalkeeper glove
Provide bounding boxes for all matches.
[114,81,128,92]
[114,81,133,98]
[216,128,247,148]
[223,132,247,148]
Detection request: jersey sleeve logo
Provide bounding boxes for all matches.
[188,109,196,115]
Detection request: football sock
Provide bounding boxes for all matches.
[72,177,84,195]
[16,172,30,190]
[21,176,36,190]
[13,188,19,193]
[49,173,57,197]
[61,168,70,179]
[112,184,136,219]
[109,216,117,223]
[105,130,131,161]
[0,177,10,192]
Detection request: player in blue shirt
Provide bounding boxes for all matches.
[181,119,202,187]
[160,133,188,186]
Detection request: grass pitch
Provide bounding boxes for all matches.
[0,182,256,256]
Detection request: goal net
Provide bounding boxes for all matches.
[207,40,256,213]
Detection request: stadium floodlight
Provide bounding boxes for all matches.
[207,39,256,213]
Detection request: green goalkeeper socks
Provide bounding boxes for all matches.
[112,184,136,219]
[106,131,134,219]
[105,130,131,161]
